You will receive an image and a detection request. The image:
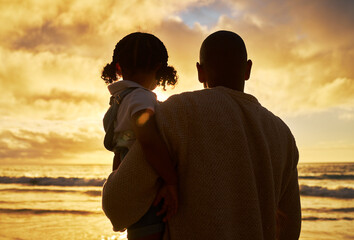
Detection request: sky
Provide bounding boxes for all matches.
[0,0,353,165]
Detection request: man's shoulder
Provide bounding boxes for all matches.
[166,88,225,101]
[162,89,207,104]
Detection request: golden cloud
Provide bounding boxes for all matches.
[0,46,107,120]
[0,127,103,162]
[0,0,209,118]
[154,19,207,93]
[211,0,354,114]
[2,0,353,115]
[1,0,353,163]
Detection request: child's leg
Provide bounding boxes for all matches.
[127,202,165,240]
[129,232,163,240]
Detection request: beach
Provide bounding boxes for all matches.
[0,162,353,240]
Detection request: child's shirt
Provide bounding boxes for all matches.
[107,80,158,150]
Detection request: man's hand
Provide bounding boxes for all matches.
[153,183,179,222]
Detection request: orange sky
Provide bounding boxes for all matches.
[0,0,353,164]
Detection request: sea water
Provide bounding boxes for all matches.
[0,162,353,240]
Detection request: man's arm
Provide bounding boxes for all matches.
[132,109,178,185]
[277,168,301,240]
[132,109,179,220]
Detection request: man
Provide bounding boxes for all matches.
[102,30,301,240]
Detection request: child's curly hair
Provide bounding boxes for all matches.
[101,32,178,90]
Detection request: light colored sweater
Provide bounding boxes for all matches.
[102,87,301,240]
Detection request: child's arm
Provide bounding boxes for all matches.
[132,109,178,219]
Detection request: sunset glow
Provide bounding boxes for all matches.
[0,0,353,164]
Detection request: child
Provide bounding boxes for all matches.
[101,32,178,240]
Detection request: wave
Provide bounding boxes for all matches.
[299,174,354,180]
[302,216,354,221]
[303,207,354,213]
[300,185,354,199]
[1,177,353,199]
[0,188,101,197]
[3,208,353,220]
[0,176,106,187]
[0,208,100,215]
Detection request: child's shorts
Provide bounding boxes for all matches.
[127,202,165,239]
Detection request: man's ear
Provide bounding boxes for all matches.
[116,63,123,78]
[196,62,208,88]
[245,60,252,81]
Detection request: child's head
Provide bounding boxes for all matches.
[101,32,178,90]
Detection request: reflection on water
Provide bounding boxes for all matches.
[1,213,127,240]
[0,163,353,240]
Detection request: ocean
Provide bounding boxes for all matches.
[0,162,353,240]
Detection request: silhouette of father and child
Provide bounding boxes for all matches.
[101,30,301,240]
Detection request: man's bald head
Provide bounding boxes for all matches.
[197,30,252,91]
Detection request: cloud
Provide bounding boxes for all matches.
[0,0,209,121]
[22,88,98,104]
[17,89,107,121]
[3,0,352,118]
[154,19,208,93]
[1,0,353,163]
[2,0,353,114]
[0,127,103,163]
[0,46,108,120]
[309,78,354,109]
[0,0,205,57]
[210,0,354,114]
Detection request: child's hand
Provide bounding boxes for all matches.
[153,183,179,222]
